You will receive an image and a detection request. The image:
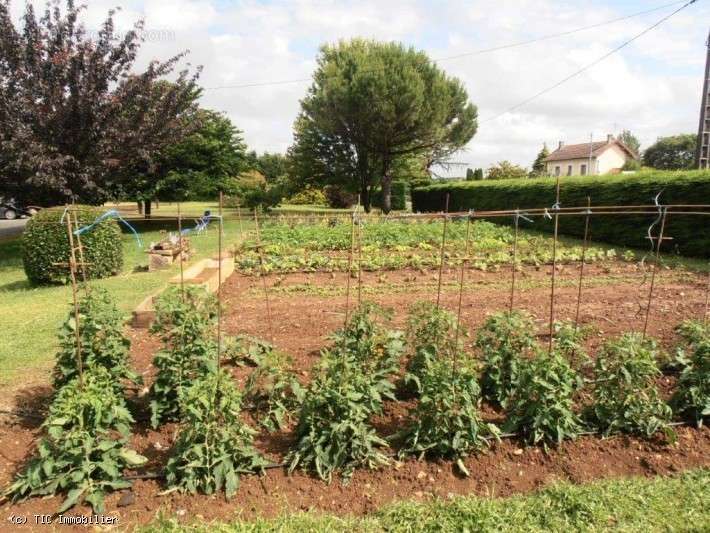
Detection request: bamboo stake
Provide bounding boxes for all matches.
[65,209,84,389]
[548,176,562,353]
[574,197,592,330]
[344,209,356,326]
[454,212,472,364]
[356,196,363,306]
[72,211,89,287]
[643,208,668,338]
[509,210,520,312]
[436,193,450,309]
[217,192,224,376]
[704,267,710,326]
[177,202,185,299]
[254,208,275,343]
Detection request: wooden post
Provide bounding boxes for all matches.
[642,208,668,338]
[548,176,561,353]
[574,197,592,330]
[254,208,275,343]
[65,209,84,389]
[436,193,450,309]
[454,212,473,365]
[344,210,356,326]
[509,210,520,312]
[177,202,185,298]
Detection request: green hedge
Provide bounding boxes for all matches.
[411,171,710,257]
[22,206,124,285]
[373,181,409,211]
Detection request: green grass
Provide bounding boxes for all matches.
[0,218,251,389]
[142,469,710,532]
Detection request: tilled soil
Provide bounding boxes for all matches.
[1,262,709,532]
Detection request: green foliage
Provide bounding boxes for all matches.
[672,340,710,427]
[149,286,218,428]
[395,358,499,474]
[671,319,710,370]
[53,288,139,392]
[165,370,268,497]
[230,180,283,211]
[5,368,146,513]
[287,304,403,482]
[404,302,461,394]
[244,347,304,432]
[475,311,537,408]
[551,320,591,371]
[22,206,123,285]
[486,161,528,180]
[373,181,409,211]
[224,334,276,367]
[288,187,328,206]
[504,350,584,447]
[618,129,641,156]
[530,145,550,178]
[590,334,672,438]
[411,170,710,257]
[643,134,697,170]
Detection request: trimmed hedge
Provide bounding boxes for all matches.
[22,206,124,285]
[373,181,409,211]
[412,171,710,257]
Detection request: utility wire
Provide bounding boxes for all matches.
[203,1,686,91]
[481,0,698,123]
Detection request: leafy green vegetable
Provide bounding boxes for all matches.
[165,370,268,497]
[672,340,710,427]
[551,320,591,371]
[5,368,146,513]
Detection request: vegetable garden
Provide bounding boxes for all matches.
[1,202,710,529]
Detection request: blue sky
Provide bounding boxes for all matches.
[10,0,710,170]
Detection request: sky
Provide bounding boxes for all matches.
[9,0,710,174]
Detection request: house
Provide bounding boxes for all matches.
[544,135,638,177]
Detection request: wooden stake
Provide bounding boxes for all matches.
[72,211,89,287]
[574,197,592,330]
[344,210,356,326]
[356,196,363,306]
[454,213,472,376]
[254,208,275,343]
[217,192,224,374]
[704,267,710,326]
[177,202,185,299]
[643,208,668,338]
[436,193,450,309]
[548,176,561,353]
[509,210,520,312]
[65,209,84,389]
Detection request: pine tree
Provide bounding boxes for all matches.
[530,145,550,178]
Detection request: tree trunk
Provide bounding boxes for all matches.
[381,173,392,214]
[361,184,371,213]
[144,199,152,219]
[137,201,143,215]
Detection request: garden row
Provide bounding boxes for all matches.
[4,286,709,512]
[236,218,627,275]
[411,170,710,257]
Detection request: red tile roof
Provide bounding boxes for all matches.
[544,140,637,162]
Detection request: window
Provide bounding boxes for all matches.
[554,166,560,176]
[567,165,572,176]
[581,164,587,176]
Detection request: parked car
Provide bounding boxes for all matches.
[0,198,40,220]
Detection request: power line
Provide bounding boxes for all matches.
[203,0,687,91]
[481,0,698,124]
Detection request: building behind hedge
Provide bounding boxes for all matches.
[544,135,638,177]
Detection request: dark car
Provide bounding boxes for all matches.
[0,198,40,220]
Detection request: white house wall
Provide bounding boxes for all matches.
[596,144,628,174]
[546,158,596,176]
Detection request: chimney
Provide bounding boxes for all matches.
[606,134,614,143]
[558,141,565,150]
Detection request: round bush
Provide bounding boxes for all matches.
[22,206,124,285]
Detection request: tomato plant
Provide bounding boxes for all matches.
[53,288,139,393]
[395,357,499,475]
[672,340,710,427]
[589,334,673,438]
[165,369,268,497]
[475,311,537,408]
[551,320,591,372]
[5,368,146,513]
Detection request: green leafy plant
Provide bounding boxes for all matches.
[149,286,218,428]
[475,311,537,408]
[5,368,146,513]
[53,288,139,393]
[551,320,591,371]
[287,304,403,482]
[671,320,710,371]
[244,347,304,432]
[165,370,268,497]
[404,302,461,394]
[672,340,710,427]
[590,334,673,438]
[395,357,499,475]
[504,349,584,447]
[22,206,123,285]
[224,334,275,367]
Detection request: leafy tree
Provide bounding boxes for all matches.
[466,168,475,181]
[618,129,641,156]
[486,160,528,180]
[0,1,201,206]
[643,134,697,170]
[289,39,477,213]
[473,168,484,180]
[529,145,550,177]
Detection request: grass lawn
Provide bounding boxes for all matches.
[143,469,710,532]
[0,216,251,391]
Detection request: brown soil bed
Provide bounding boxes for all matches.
[1,262,709,531]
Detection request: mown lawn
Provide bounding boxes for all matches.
[143,469,710,532]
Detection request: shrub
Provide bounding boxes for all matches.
[475,311,537,408]
[5,368,146,513]
[53,288,139,393]
[395,358,499,475]
[672,340,710,427]
[165,370,267,497]
[411,170,710,257]
[287,304,403,482]
[22,206,123,285]
[149,286,218,428]
[404,302,462,394]
[504,350,584,447]
[324,185,357,208]
[590,334,673,438]
[244,347,304,432]
[288,187,328,206]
